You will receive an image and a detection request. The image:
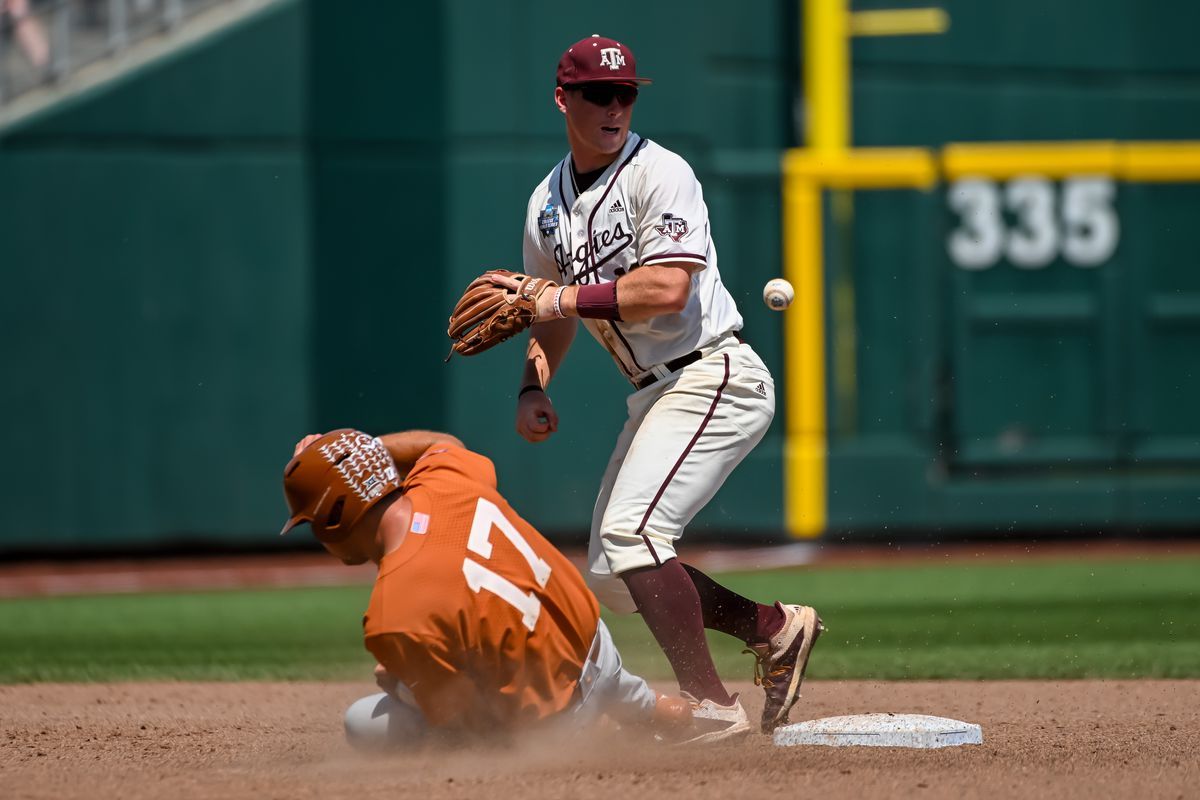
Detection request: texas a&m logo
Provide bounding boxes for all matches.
[600,47,626,70]
[654,213,689,242]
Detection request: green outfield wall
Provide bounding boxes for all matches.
[0,2,311,548]
[823,0,1200,531]
[0,0,793,550]
[1,0,1197,552]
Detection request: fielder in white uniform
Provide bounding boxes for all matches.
[509,34,823,737]
[523,132,776,599]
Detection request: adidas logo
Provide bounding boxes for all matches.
[608,199,625,214]
[754,381,767,397]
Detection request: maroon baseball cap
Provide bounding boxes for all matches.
[556,34,652,87]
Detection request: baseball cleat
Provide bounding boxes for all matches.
[677,692,753,744]
[745,603,824,733]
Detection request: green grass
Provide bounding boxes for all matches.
[605,556,1200,681]
[0,585,378,682]
[0,556,1197,683]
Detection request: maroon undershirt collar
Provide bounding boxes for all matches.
[570,160,608,194]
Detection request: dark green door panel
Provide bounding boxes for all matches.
[1125,185,1200,464]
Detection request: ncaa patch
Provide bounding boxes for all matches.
[654,213,688,242]
[410,512,430,534]
[538,203,560,237]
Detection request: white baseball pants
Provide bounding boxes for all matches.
[586,336,776,614]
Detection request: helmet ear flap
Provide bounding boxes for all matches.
[314,496,353,543]
[326,497,346,529]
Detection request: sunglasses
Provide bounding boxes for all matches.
[573,83,639,107]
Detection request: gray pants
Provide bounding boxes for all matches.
[343,619,656,749]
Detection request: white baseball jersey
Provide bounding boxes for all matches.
[522,133,743,380]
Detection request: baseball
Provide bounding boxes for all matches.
[763,278,794,311]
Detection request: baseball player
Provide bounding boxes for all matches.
[280,428,701,746]
[509,35,824,736]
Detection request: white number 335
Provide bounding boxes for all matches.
[947,176,1119,270]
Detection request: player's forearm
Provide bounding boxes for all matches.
[547,264,693,324]
[523,317,576,390]
[378,430,464,472]
[612,265,693,321]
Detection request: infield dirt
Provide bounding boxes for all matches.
[3,679,1196,800]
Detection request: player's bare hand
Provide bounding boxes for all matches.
[374,662,399,696]
[293,433,324,456]
[516,389,558,443]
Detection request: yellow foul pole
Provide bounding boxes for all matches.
[784,0,849,536]
[806,0,850,152]
[783,157,828,537]
[785,3,946,536]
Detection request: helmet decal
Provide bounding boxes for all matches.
[318,431,399,504]
[280,429,402,541]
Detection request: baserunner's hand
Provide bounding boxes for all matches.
[293,433,324,456]
[373,662,399,696]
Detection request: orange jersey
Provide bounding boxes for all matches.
[363,445,600,732]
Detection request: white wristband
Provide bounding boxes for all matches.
[551,286,567,319]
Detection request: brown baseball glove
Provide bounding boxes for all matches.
[446,269,558,358]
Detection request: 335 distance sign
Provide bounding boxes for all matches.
[946,177,1119,270]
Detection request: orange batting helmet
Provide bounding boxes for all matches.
[280,429,402,543]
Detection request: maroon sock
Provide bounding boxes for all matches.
[621,559,734,706]
[682,562,786,645]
